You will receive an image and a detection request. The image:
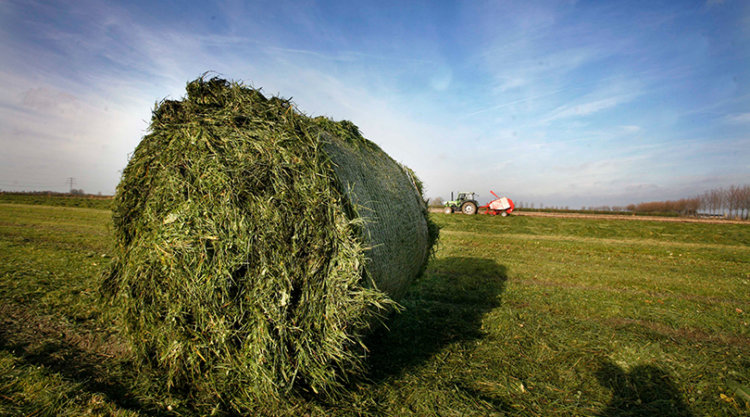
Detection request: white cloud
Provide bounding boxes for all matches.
[724,112,750,124]
[544,94,635,122]
[21,87,79,112]
[429,66,453,91]
[619,125,641,133]
[0,3,461,194]
[0,70,151,193]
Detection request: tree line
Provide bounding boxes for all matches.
[628,184,750,219]
[697,184,749,218]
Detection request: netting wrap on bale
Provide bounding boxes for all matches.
[102,77,437,411]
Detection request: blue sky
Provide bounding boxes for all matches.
[1,0,748,207]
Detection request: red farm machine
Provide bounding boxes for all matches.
[480,191,515,216]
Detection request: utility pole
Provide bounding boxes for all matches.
[67,177,75,193]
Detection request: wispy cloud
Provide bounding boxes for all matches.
[0,1,454,193]
[724,112,750,124]
[619,125,641,133]
[20,87,78,112]
[0,70,149,193]
[543,93,637,122]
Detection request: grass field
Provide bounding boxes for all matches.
[0,200,748,416]
[0,193,112,210]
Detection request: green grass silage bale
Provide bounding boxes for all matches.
[102,77,438,411]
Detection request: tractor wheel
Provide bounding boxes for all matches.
[443,206,453,214]
[461,201,477,215]
[501,211,508,217]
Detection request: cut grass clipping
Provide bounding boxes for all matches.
[102,76,438,411]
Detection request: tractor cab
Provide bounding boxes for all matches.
[457,192,475,202]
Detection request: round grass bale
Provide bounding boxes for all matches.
[103,77,438,410]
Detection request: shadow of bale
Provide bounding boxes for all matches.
[596,359,693,417]
[365,256,507,381]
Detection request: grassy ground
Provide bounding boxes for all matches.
[0,193,112,210]
[0,200,748,416]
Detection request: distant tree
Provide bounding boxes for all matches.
[699,191,710,214]
[637,184,750,218]
[734,185,749,219]
[686,197,700,216]
[727,185,743,217]
[428,196,444,207]
[715,188,727,216]
[742,185,750,219]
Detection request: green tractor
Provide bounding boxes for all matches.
[443,191,479,215]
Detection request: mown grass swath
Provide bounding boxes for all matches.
[101,77,437,412]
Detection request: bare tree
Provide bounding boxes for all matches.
[716,187,727,216]
[428,196,444,208]
[739,185,750,219]
[698,188,725,216]
[695,185,750,218]
[728,185,741,218]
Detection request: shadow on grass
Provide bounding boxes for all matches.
[0,306,169,417]
[365,256,507,381]
[596,360,693,417]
